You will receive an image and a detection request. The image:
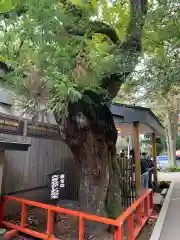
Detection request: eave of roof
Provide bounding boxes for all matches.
[111,103,164,136]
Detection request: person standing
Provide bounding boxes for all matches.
[140,153,149,189]
[129,149,135,163]
[141,152,154,189]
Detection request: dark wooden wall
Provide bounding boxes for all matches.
[1,133,80,203]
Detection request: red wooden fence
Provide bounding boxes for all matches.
[0,189,153,240]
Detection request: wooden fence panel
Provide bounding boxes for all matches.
[1,133,80,201]
[118,156,136,209]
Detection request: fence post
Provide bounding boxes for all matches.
[149,191,153,209]
[21,203,27,227]
[114,225,123,240]
[144,197,148,217]
[127,214,134,239]
[137,204,142,226]
[47,210,53,237]
[79,216,84,240]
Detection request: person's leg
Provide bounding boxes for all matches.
[148,172,153,188]
[141,174,144,188]
[141,173,145,188]
[144,172,149,189]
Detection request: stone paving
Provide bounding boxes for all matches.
[158,172,180,182]
[159,182,180,240]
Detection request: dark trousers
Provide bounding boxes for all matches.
[148,171,153,188]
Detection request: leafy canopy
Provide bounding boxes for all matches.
[0,0,134,116]
[0,0,19,13]
[114,0,180,106]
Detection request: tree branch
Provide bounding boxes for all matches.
[1,0,147,102]
[1,4,119,44]
[65,21,120,44]
[101,0,148,100]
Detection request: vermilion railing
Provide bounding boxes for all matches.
[0,189,153,240]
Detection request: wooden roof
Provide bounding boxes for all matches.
[111,103,164,136]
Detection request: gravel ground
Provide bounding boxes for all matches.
[137,219,157,240]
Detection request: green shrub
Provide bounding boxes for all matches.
[159,181,170,189]
[164,167,180,172]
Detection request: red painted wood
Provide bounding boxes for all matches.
[127,214,135,240]
[114,225,123,240]
[79,216,84,240]
[144,197,149,217]
[137,204,142,226]
[21,203,27,227]
[47,210,53,236]
[0,190,153,240]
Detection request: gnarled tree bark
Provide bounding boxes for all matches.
[55,91,119,216]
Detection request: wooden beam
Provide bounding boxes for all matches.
[152,132,158,190]
[133,121,141,194]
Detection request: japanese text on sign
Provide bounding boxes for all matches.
[50,175,59,199]
[60,174,65,188]
[50,173,65,200]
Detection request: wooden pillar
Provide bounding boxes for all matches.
[133,121,141,194]
[23,120,28,136]
[0,151,5,196]
[152,132,158,190]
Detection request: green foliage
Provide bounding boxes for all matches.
[2,0,179,121]
[119,0,180,98]
[68,0,98,9]
[0,0,98,114]
[176,135,180,150]
[0,0,134,117]
[156,137,166,155]
[159,181,170,189]
[164,167,180,173]
[113,82,140,104]
[0,0,18,13]
[143,0,180,56]
[140,136,166,156]
[100,0,130,41]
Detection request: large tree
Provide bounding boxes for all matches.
[0,0,148,219]
[114,0,180,167]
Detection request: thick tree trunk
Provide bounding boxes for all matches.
[55,91,123,222]
[171,110,178,167]
[166,111,177,167]
[77,132,110,215]
[165,122,171,165]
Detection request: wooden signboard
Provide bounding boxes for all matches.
[49,171,66,201]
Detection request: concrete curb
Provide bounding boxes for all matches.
[150,181,175,240]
